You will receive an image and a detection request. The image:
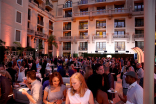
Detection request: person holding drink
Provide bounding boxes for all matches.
[22,71,42,104]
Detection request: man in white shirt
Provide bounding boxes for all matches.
[22,71,42,104]
[119,71,143,104]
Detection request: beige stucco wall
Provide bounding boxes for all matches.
[0,0,28,47]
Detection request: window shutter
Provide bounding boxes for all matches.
[58,8,63,16]
[17,0,22,5]
[16,11,21,23]
[16,30,21,41]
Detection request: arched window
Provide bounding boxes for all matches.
[64,0,72,8]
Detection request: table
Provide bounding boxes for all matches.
[13,86,30,104]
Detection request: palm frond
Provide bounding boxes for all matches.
[48,35,58,49]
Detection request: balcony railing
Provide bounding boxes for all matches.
[63,27,71,30]
[134,34,144,38]
[95,0,106,2]
[96,48,106,51]
[112,35,129,38]
[78,47,88,51]
[63,4,72,8]
[35,31,48,39]
[134,8,144,12]
[135,23,144,27]
[63,47,71,50]
[49,25,53,30]
[38,5,45,11]
[96,26,106,29]
[111,8,128,13]
[59,36,73,42]
[78,0,88,5]
[38,20,44,26]
[74,12,89,16]
[75,36,89,39]
[93,35,107,39]
[64,15,72,17]
[115,25,125,28]
[92,10,109,16]
[45,1,53,10]
[27,29,35,36]
[79,26,88,29]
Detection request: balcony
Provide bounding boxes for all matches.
[92,35,108,42]
[63,27,71,30]
[78,0,88,5]
[79,26,88,29]
[27,29,35,36]
[93,35,107,39]
[78,47,88,51]
[38,20,44,26]
[63,4,72,9]
[114,25,125,28]
[74,36,89,43]
[112,33,130,42]
[49,25,53,30]
[92,10,109,16]
[35,31,48,39]
[58,36,73,42]
[63,47,71,50]
[73,12,89,17]
[96,26,106,29]
[132,9,144,15]
[45,1,53,10]
[132,34,144,41]
[135,23,144,27]
[96,48,106,51]
[111,8,129,14]
[112,34,129,38]
[95,0,106,2]
[38,5,45,11]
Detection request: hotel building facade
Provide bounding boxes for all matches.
[0,0,155,57]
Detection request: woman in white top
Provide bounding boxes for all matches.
[17,61,26,82]
[66,72,94,104]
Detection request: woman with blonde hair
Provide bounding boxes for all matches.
[66,72,94,104]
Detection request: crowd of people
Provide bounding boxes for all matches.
[0,55,154,104]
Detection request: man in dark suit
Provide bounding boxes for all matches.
[0,75,11,104]
[91,60,97,74]
[104,66,115,100]
[6,62,17,83]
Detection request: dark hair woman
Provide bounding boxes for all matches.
[43,72,66,104]
[88,74,108,104]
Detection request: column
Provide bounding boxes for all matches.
[143,0,155,104]
[29,36,32,47]
[42,39,45,54]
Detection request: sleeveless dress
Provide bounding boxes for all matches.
[17,66,25,82]
[68,88,91,104]
[44,84,66,102]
